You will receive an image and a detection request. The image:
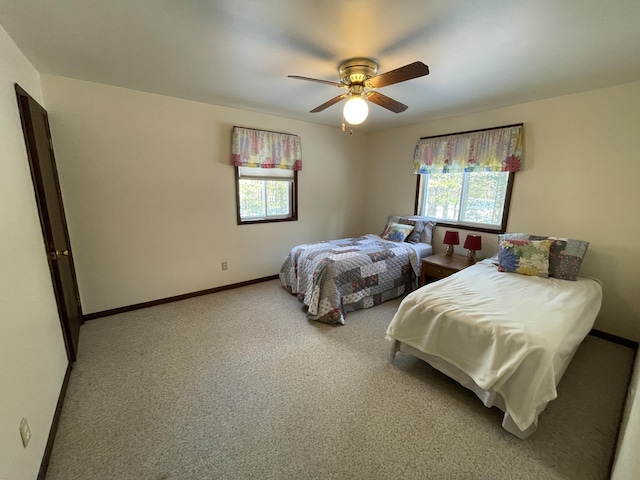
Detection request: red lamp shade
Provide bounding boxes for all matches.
[443,231,460,245]
[464,234,482,251]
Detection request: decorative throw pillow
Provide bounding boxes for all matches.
[494,233,530,264]
[420,220,436,245]
[381,215,402,236]
[530,235,589,281]
[382,215,436,244]
[398,218,425,244]
[407,216,436,244]
[381,222,415,242]
[498,239,553,277]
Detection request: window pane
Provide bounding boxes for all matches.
[461,172,508,225]
[424,173,463,220]
[419,171,511,229]
[266,181,290,216]
[236,167,297,224]
[239,180,265,218]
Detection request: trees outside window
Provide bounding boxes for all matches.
[417,171,513,232]
[235,167,297,224]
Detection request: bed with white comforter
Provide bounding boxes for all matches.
[387,259,603,438]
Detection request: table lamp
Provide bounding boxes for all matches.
[443,231,460,256]
[464,234,482,261]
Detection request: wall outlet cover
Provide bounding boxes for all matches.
[19,417,31,448]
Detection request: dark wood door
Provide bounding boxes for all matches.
[15,84,82,362]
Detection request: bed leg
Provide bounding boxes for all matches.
[389,340,400,362]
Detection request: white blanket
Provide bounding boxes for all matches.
[386,260,603,432]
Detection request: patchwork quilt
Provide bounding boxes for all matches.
[279,235,420,324]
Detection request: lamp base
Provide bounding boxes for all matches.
[467,250,477,262]
[445,244,454,256]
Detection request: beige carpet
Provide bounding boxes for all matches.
[46,279,634,479]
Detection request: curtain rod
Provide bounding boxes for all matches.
[418,122,523,141]
[233,125,299,137]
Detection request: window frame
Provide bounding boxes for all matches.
[235,166,298,225]
[414,171,515,234]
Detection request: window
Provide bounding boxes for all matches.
[412,124,522,233]
[231,126,302,225]
[235,166,297,224]
[416,171,514,232]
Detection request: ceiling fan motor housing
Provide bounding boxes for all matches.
[339,58,378,86]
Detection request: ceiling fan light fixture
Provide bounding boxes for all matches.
[343,96,368,125]
[290,58,429,121]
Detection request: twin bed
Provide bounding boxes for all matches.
[387,258,602,438]
[279,220,602,438]
[279,216,434,324]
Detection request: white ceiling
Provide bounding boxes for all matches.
[1,0,640,132]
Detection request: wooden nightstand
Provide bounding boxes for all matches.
[420,253,476,286]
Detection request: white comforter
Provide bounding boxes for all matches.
[386,259,603,433]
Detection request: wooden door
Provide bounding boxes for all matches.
[15,84,82,362]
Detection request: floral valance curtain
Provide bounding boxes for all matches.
[412,124,523,174]
[231,126,302,171]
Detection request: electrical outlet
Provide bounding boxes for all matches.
[19,417,31,448]
[222,261,228,271]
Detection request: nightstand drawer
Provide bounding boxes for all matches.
[419,254,475,286]
[422,263,457,280]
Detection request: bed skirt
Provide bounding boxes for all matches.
[389,340,539,439]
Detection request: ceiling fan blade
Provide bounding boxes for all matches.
[310,93,348,113]
[366,91,408,113]
[365,61,429,89]
[288,75,347,88]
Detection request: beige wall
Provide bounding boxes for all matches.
[40,75,367,314]
[364,81,640,342]
[0,27,69,480]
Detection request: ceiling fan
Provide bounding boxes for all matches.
[288,57,429,125]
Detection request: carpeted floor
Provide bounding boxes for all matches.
[46,279,634,480]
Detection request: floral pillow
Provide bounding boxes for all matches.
[381,216,402,235]
[382,215,436,244]
[530,236,589,281]
[381,222,415,242]
[496,233,589,280]
[398,218,425,244]
[493,233,530,264]
[498,239,553,277]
